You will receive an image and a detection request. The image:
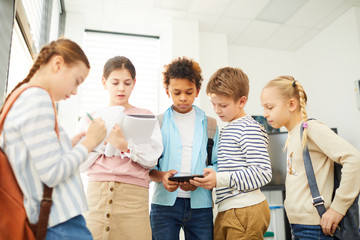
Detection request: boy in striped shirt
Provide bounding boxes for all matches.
[190,67,272,240]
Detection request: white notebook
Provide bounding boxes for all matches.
[86,106,157,152]
[79,106,157,171]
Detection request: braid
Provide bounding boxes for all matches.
[294,82,308,149]
[296,84,308,148]
[1,44,55,112]
[1,38,89,114]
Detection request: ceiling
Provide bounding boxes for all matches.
[64,0,360,51]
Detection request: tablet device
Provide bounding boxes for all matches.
[168,175,204,182]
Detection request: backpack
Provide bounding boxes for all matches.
[0,85,57,240]
[157,113,217,165]
[300,120,360,240]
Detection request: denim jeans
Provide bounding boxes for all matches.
[291,224,333,240]
[46,215,93,240]
[150,198,213,240]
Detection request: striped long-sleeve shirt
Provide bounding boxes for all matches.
[1,87,89,227]
[215,115,272,212]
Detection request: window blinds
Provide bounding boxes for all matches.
[80,30,160,117]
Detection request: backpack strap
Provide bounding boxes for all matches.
[206,116,216,166]
[156,113,164,128]
[300,123,326,215]
[301,120,346,239]
[1,84,57,240]
[206,116,216,139]
[300,119,326,216]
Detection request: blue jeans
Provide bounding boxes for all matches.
[46,215,93,240]
[291,224,333,240]
[150,198,213,240]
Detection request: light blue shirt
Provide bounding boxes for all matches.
[151,105,218,209]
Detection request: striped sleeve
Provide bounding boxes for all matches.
[216,118,272,193]
[228,123,272,191]
[10,88,87,187]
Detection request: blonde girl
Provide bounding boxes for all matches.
[1,38,107,239]
[82,56,163,240]
[260,76,360,240]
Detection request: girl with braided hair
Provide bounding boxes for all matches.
[261,76,360,239]
[1,38,107,239]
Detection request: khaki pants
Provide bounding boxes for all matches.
[214,200,270,240]
[85,181,151,240]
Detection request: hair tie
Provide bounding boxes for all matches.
[292,80,297,87]
[303,121,308,129]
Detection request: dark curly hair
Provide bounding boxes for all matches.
[162,57,203,90]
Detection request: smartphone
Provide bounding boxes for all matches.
[168,175,204,182]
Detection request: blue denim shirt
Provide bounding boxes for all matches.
[151,105,218,209]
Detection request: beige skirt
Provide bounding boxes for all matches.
[85,181,151,240]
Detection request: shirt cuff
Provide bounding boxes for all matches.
[216,172,231,188]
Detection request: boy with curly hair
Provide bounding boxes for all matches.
[150,57,219,240]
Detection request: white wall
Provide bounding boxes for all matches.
[228,7,360,150]
[199,32,229,129]
[295,7,360,149]
[158,19,201,113]
[227,46,297,117]
[61,6,360,149]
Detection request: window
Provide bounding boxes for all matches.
[7,0,61,95]
[7,21,33,95]
[21,0,44,54]
[79,30,161,117]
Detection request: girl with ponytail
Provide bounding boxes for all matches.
[1,38,107,239]
[260,76,360,239]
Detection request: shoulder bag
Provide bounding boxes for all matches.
[0,84,57,240]
[301,122,360,239]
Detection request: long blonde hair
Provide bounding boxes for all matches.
[264,76,308,149]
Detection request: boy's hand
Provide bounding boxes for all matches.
[162,170,179,192]
[179,181,197,191]
[190,168,216,190]
[320,208,343,236]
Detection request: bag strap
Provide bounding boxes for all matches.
[35,185,53,240]
[206,116,216,166]
[300,123,327,216]
[156,113,164,128]
[206,116,216,139]
[301,122,344,238]
[1,84,57,240]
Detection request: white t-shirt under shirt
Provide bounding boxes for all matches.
[173,108,195,198]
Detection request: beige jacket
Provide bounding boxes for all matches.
[285,120,360,225]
